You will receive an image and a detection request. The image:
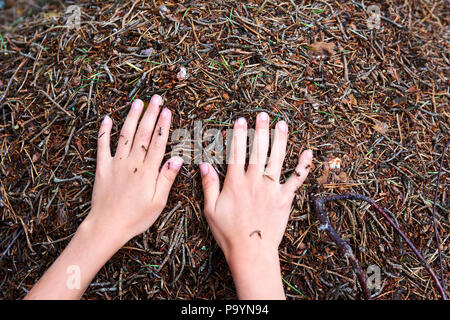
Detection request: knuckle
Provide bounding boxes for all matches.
[120,128,130,137]
[95,166,108,180]
[202,175,216,188]
[203,208,214,219]
[161,169,175,182]
[138,129,152,141]
[154,136,167,149]
[154,198,166,211]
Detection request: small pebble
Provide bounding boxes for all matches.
[329,157,341,170]
[139,48,153,56]
[177,66,188,81]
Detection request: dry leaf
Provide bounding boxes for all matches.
[348,94,357,106]
[335,171,349,183]
[75,138,84,154]
[392,97,407,105]
[311,41,335,60]
[374,121,389,134]
[222,91,230,100]
[32,152,40,163]
[317,162,330,185]
[44,10,60,20]
[407,86,419,94]
[57,206,68,227]
[139,48,153,56]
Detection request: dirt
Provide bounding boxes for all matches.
[0,0,448,300]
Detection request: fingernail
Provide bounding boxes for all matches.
[102,115,110,124]
[237,117,246,126]
[151,94,162,105]
[132,99,143,110]
[277,120,287,131]
[169,157,183,170]
[200,163,209,176]
[259,112,269,121]
[306,149,313,157]
[160,107,171,119]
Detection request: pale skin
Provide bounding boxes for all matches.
[200,113,312,300]
[25,96,312,300]
[25,95,183,299]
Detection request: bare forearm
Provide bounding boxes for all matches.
[227,248,285,300]
[25,217,125,300]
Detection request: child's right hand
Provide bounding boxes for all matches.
[199,112,312,299]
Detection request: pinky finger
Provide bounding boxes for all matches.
[97,115,113,165]
[282,149,313,194]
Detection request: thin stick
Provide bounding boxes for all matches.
[310,194,370,299]
[40,90,74,118]
[432,141,449,289]
[310,193,447,300]
[0,59,28,107]
[0,229,23,261]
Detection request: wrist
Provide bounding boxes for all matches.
[226,246,285,300]
[78,213,128,252]
[25,214,128,299]
[227,245,280,270]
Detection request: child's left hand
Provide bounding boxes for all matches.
[84,95,183,244]
[25,95,182,299]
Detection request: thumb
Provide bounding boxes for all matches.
[154,156,183,204]
[199,163,220,215]
[283,149,313,195]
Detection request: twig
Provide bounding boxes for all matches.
[0,229,23,261]
[0,59,28,107]
[310,194,370,299]
[432,141,449,289]
[310,193,447,300]
[53,173,85,183]
[40,90,74,118]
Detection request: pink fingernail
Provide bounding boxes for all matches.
[237,117,246,126]
[102,115,110,124]
[277,120,287,131]
[200,163,209,176]
[161,108,171,119]
[259,112,269,121]
[132,99,143,110]
[169,157,183,170]
[151,94,163,105]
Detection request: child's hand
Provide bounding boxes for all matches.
[84,95,183,244]
[26,95,183,300]
[199,113,312,299]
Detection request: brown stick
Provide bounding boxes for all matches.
[310,194,371,299]
[0,59,28,107]
[310,193,447,300]
[432,141,449,289]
